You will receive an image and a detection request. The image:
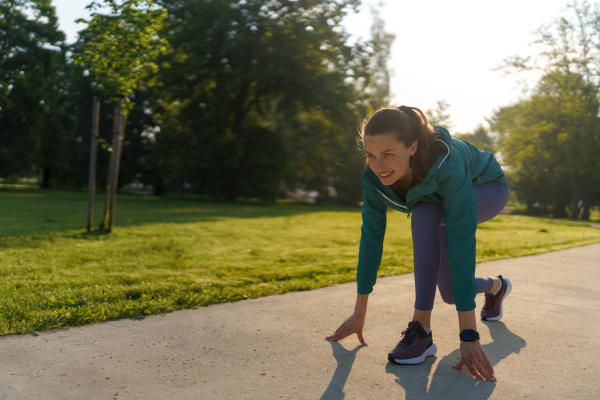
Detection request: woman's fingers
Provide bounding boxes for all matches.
[326,327,349,341]
[326,331,342,340]
[326,324,345,339]
[484,356,495,377]
[452,360,464,369]
[356,330,367,346]
[455,357,496,382]
[464,360,484,380]
[326,314,365,344]
[477,356,496,382]
[456,341,496,382]
[327,330,349,342]
[473,358,495,381]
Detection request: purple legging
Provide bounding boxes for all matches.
[411,179,509,311]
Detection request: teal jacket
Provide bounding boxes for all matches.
[356,126,505,312]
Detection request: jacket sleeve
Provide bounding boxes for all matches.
[356,181,387,294]
[439,165,478,312]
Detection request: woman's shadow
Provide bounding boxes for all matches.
[385,321,526,399]
[319,341,364,400]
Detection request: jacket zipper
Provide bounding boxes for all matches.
[376,189,410,217]
[373,139,449,218]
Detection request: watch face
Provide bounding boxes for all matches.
[460,330,479,341]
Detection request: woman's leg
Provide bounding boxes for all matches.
[437,179,510,304]
[388,201,446,364]
[436,225,495,304]
[411,201,445,322]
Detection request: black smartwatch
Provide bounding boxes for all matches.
[459,330,480,342]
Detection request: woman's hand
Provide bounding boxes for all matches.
[452,340,496,382]
[325,313,367,345]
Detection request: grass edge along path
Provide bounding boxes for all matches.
[1,188,600,335]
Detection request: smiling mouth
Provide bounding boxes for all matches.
[379,171,394,179]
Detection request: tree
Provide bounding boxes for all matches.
[425,100,453,130]
[498,0,600,219]
[0,0,65,179]
[74,0,168,97]
[491,71,599,218]
[150,0,387,200]
[454,124,496,153]
[74,0,168,231]
[366,5,395,109]
[37,52,85,189]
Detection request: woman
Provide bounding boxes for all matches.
[326,106,511,382]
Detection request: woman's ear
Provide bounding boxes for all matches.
[410,140,418,156]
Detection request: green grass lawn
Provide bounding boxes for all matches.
[1,188,600,335]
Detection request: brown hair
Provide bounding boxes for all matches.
[359,106,437,181]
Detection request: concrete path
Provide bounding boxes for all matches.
[1,243,599,400]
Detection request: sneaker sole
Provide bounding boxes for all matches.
[388,343,438,365]
[482,278,512,321]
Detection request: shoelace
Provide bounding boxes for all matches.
[398,324,422,348]
[482,292,499,311]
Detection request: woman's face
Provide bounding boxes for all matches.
[363,133,418,185]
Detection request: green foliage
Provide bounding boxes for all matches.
[1,0,394,203]
[455,124,496,153]
[491,71,600,217]
[425,100,454,130]
[149,0,390,200]
[1,188,600,334]
[0,0,65,178]
[494,1,600,219]
[74,0,168,97]
[495,0,600,219]
[366,5,395,109]
[36,52,87,189]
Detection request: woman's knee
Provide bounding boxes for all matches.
[475,180,510,224]
[439,289,455,305]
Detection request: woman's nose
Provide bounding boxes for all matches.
[375,158,386,170]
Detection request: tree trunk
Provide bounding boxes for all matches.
[554,199,567,218]
[153,180,162,196]
[86,96,100,232]
[581,175,592,220]
[526,198,536,215]
[41,167,51,189]
[107,107,126,233]
[581,204,591,220]
[99,102,121,230]
[570,174,581,219]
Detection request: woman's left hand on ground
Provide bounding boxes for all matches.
[452,340,496,382]
[325,313,367,346]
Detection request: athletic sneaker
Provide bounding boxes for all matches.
[481,275,512,321]
[387,321,437,365]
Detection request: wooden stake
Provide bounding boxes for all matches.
[99,100,123,230]
[86,96,100,232]
[107,104,127,233]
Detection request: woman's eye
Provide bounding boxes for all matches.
[367,154,374,159]
[384,153,393,158]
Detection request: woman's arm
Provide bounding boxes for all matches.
[452,310,496,381]
[328,174,384,345]
[325,293,369,345]
[437,159,497,380]
[356,181,387,295]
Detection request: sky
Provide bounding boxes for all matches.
[51,0,573,133]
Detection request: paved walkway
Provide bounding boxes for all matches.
[1,243,599,399]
